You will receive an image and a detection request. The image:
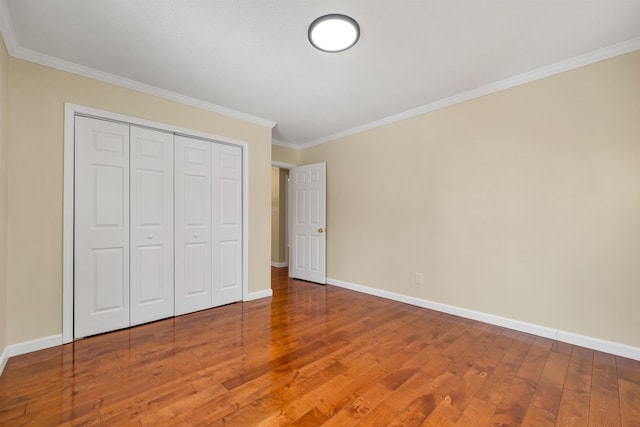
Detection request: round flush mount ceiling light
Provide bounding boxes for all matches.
[308,14,360,52]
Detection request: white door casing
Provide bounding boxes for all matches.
[74,116,131,338]
[212,143,243,305]
[130,126,175,325]
[289,162,326,284]
[174,135,213,315]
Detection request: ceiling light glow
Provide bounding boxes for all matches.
[309,14,360,53]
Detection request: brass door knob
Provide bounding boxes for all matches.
[318,228,324,233]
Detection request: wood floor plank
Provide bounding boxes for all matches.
[1,267,639,426]
[473,331,534,405]
[488,376,537,426]
[216,288,440,425]
[317,315,450,419]
[539,349,570,386]
[516,335,553,383]
[455,397,497,426]
[431,365,489,423]
[421,412,456,427]
[564,346,594,393]
[618,378,640,427]
[389,392,439,427]
[555,346,594,426]
[521,348,571,425]
[521,379,562,426]
[279,333,431,423]
[414,326,504,424]
[589,351,622,427]
[617,356,640,385]
[324,382,392,426]
[512,337,562,426]
[556,388,591,427]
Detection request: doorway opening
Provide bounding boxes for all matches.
[271,160,326,284]
[271,164,291,268]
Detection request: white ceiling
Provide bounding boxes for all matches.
[1,1,640,148]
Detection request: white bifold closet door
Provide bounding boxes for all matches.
[174,135,213,315]
[75,117,242,338]
[74,117,131,338]
[174,138,243,313]
[129,126,174,326]
[75,118,175,338]
[211,143,242,306]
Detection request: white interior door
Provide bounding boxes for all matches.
[130,126,174,325]
[289,162,326,284]
[212,144,243,305]
[74,116,130,338]
[174,135,212,315]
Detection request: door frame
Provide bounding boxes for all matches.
[62,103,250,344]
[271,161,295,268]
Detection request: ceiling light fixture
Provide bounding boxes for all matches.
[308,14,360,53]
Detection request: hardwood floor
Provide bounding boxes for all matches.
[1,267,639,426]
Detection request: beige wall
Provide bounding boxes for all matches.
[0,34,8,353]
[302,51,640,348]
[278,169,288,263]
[6,58,272,345]
[272,144,301,165]
[270,167,289,264]
[271,167,281,262]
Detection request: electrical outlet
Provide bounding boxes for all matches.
[415,272,424,285]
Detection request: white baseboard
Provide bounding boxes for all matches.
[271,262,288,268]
[327,277,640,361]
[3,279,637,378]
[0,290,275,376]
[0,346,8,376]
[244,289,273,301]
[0,334,63,376]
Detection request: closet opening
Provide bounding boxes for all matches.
[62,103,249,343]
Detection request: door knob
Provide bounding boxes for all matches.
[146,235,153,240]
[194,234,199,238]
[318,228,324,233]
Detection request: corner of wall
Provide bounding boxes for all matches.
[0,30,9,374]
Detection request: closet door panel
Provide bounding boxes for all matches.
[130,127,174,326]
[212,144,243,306]
[74,116,130,338]
[185,243,207,293]
[175,135,212,315]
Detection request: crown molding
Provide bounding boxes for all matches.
[2,1,638,149]
[272,161,296,169]
[300,37,640,149]
[13,46,277,129]
[272,138,302,150]
[0,0,17,55]
[0,3,276,130]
